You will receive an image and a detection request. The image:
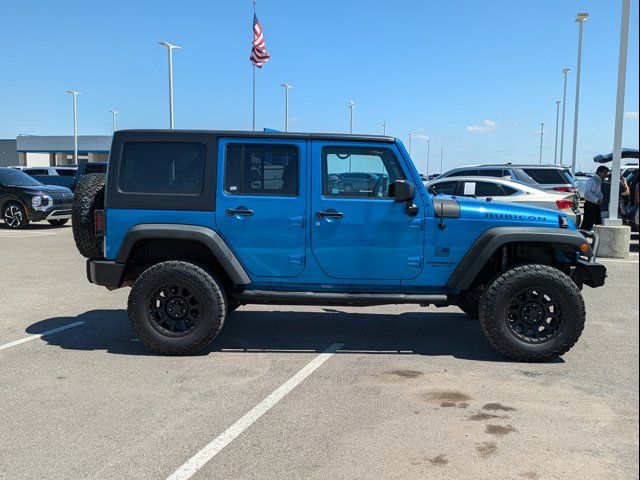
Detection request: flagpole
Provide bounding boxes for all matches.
[252,0,256,131]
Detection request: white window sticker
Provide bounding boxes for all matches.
[464,182,476,195]
[229,186,238,191]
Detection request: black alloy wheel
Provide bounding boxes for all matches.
[506,287,563,343]
[148,282,203,337]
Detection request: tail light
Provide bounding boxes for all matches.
[553,186,575,193]
[556,199,574,210]
[94,209,105,237]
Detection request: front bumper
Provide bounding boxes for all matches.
[87,260,125,289]
[46,209,72,220]
[573,258,607,288]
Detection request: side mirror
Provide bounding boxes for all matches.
[392,179,415,202]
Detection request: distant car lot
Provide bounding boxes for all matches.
[0,226,637,480]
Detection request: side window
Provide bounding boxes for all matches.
[431,181,458,195]
[119,141,205,194]
[502,186,519,196]
[449,169,478,177]
[27,169,48,176]
[322,146,405,198]
[55,169,76,177]
[475,182,506,197]
[224,144,298,196]
[480,169,504,177]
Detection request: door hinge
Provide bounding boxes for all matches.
[409,218,423,229]
[407,256,423,267]
[289,216,305,228]
[289,253,305,265]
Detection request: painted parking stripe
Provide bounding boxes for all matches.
[599,258,639,264]
[166,342,344,480]
[0,321,85,351]
[0,232,58,238]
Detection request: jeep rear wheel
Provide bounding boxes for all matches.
[72,173,105,258]
[128,261,226,355]
[479,264,585,362]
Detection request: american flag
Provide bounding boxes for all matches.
[250,14,270,68]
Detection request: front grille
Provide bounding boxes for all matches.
[46,190,73,200]
[52,198,73,208]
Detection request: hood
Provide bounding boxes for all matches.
[2,184,73,196]
[435,195,574,229]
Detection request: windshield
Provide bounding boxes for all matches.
[0,168,43,187]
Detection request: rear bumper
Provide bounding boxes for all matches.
[86,260,125,289]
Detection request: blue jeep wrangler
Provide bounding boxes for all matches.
[72,130,606,362]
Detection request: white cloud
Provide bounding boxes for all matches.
[466,119,498,133]
[624,111,639,120]
[412,134,430,140]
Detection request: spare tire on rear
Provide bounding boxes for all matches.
[72,173,106,259]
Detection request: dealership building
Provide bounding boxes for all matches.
[0,135,111,168]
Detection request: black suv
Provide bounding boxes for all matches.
[0,167,74,229]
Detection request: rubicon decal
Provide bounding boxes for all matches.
[485,213,548,222]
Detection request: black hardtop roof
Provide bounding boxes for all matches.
[114,129,397,144]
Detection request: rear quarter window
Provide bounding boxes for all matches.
[522,168,572,184]
[119,142,205,194]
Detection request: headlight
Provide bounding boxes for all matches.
[31,195,53,211]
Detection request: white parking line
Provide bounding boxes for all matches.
[0,321,85,351]
[0,232,57,238]
[166,342,344,480]
[599,258,639,264]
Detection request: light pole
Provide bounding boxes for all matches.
[408,133,413,157]
[426,139,430,177]
[348,101,355,134]
[559,68,570,165]
[570,13,589,176]
[159,41,181,129]
[539,123,545,164]
[382,121,387,135]
[606,0,631,226]
[66,90,81,165]
[553,101,561,164]
[440,146,444,174]
[280,84,293,132]
[109,110,119,133]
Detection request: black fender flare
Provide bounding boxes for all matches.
[116,224,251,285]
[446,227,593,291]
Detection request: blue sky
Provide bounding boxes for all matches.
[1,0,638,173]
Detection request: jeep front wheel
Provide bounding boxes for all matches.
[479,264,585,362]
[128,261,227,355]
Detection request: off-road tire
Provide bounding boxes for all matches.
[72,173,106,258]
[48,219,69,227]
[128,261,226,355]
[479,264,586,362]
[2,202,29,229]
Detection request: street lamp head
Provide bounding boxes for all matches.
[159,41,181,50]
[66,90,81,95]
[109,109,119,114]
[556,100,561,105]
[348,101,355,108]
[576,12,589,22]
[281,83,293,89]
[562,67,570,74]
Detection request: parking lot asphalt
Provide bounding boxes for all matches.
[1,225,638,480]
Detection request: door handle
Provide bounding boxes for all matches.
[315,211,344,219]
[226,208,254,216]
